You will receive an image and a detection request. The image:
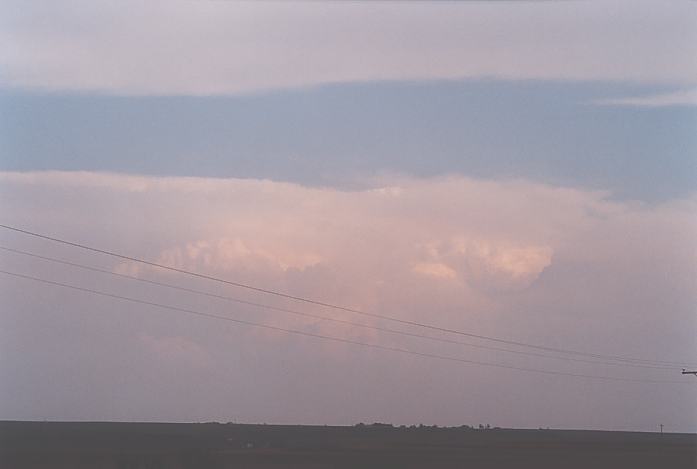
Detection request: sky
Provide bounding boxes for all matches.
[0,0,696,432]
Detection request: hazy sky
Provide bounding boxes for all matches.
[1,0,696,432]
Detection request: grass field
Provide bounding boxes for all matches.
[1,421,695,468]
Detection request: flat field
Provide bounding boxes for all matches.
[1,421,695,468]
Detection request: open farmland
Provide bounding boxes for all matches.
[1,421,695,469]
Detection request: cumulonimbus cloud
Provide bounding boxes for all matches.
[1,170,696,429]
[1,170,694,319]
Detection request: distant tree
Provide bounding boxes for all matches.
[369,422,393,428]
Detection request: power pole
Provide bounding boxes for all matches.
[682,369,697,376]
[660,424,663,434]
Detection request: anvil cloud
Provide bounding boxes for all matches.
[1,1,696,95]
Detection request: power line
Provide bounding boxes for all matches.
[0,268,691,385]
[3,245,684,371]
[0,244,675,371]
[0,223,692,368]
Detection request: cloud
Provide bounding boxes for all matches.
[1,170,693,316]
[593,88,697,107]
[160,238,324,275]
[1,171,696,429]
[442,239,553,292]
[411,262,457,281]
[1,1,695,95]
[0,171,575,300]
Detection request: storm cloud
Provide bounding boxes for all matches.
[1,171,695,430]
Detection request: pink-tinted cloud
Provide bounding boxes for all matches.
[1,171,695,429]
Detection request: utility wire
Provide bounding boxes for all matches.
[0,268,691,385]
[0,223,692,368]
[0,245,678,371]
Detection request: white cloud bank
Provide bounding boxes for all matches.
[1,1,696,95]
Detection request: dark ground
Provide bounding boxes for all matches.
[1,421,695,469]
